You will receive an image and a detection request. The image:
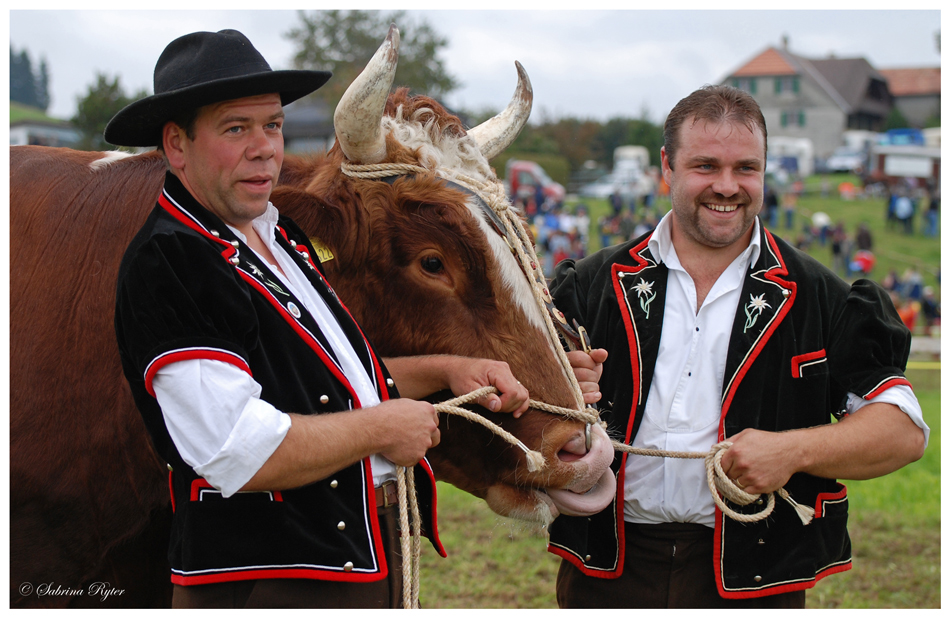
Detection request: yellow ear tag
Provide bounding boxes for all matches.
[309,238,335,263]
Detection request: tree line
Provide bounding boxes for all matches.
[10,45,50,111]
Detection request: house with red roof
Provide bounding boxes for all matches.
[877,67,941,129]
[722,37,893,161]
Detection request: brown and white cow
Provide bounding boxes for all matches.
[9,27,614,607]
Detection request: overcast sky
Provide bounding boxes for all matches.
[8,8,943,124]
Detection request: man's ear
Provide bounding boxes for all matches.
[162,122,187,171]
[660,146,673,185]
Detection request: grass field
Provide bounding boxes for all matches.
[417,175,940,608]
[418,383,939,608]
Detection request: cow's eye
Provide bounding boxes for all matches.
[421,256,444,274]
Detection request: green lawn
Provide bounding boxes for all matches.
[419,382,940,608]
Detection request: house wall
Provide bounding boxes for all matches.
[894,94,940,128]
[739,76,846,161]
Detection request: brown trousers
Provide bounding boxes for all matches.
[172,503,403,609]
[556,521,806,608]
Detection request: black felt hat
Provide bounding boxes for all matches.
[104,29,331,147]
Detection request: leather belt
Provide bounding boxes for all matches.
[375,480,398,508]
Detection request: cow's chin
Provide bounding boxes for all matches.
[483,423,618,525]
[543,467,616,517]
[483,469,616,527]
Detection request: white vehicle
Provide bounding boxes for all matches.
[580,167,647,201]
[825,147,865,174]
[614,145,650,170]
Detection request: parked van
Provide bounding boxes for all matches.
[504,160,565,208]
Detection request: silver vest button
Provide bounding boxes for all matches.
[330,480,338,488]
[343,562,354,572]
[386,378,395,388]
[337,521,346,531]
[320,395,330,405]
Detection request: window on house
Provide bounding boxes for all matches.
[780,109,807,127]
[774,76,800,94]
[732,77,757,94]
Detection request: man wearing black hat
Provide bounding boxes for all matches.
[110,29,548,608]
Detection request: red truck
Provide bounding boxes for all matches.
[504,160,565,212]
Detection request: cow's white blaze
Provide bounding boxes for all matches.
[385,105,565,374]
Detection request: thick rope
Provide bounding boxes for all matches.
[613,441,814,525]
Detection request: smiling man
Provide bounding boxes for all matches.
[546,84,928,608]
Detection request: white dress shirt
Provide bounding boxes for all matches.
[152,203,395,497]
[623,213,928,527]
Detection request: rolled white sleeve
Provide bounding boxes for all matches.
[846,384,930,448]
[153,358,291,497]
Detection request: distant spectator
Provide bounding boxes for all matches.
[764,184,779,227]
[782,178,802,229]
[632,214,656,239]
[894,192,914,234]
[598,214,618,249]
[535,183,547,214]
[618,211,636,242]
[882,269,901,295]
[830,221,847,277]
[609,189,623,214]
[920,287,940,336]
[837,182,856,201]
[925,189,940,237]
[902,267,924,301]
[574,204,591,252]
[855,222,873,251]
[891,292,919,332]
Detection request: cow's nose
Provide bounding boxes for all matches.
[556,429,588,462]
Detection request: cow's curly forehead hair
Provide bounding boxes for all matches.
[383,88,495,186]
[663,84,767,170]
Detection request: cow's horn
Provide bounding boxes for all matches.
[334,24,400,164]
[468,61,533,161]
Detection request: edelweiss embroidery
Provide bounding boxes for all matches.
[633,278,656,320]
[249,263,289,297]
[743,293,772,333]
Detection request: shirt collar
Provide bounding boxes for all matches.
[648,211,762,270]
